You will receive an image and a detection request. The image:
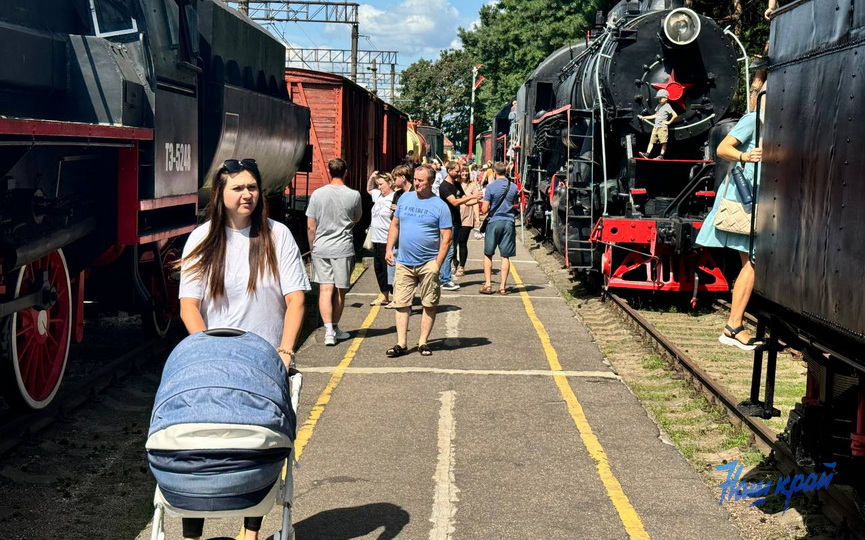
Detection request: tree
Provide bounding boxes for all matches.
[399,49,476,153]
[458,0,603,127]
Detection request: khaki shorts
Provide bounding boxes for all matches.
[650,126,669,144]
[392,261,441,308]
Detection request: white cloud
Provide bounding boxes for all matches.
[356,0,462,64]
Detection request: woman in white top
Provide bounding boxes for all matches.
[366,171,396,305]
[179,159,310,368]
[177,159,309,539]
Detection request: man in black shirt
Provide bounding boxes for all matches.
[438,161,482,290]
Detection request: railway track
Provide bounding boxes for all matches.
[0,330,179,457]
[525,227,864,538]
[604,294,865,538]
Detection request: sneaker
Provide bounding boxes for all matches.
[324,332,336,346]
[383,301,397,309]
[333,326,351,340]
[639,151,649,159]
[441,281,461,291]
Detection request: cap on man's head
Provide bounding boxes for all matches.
[655,89,669,99]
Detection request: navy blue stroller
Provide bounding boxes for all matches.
[146,329,301,540]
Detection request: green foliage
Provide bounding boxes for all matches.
[399,0,771,148]
[458,0,604,127]
[399,50,474,151]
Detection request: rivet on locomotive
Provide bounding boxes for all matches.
[0,0,310,409]
[513,0,743,295]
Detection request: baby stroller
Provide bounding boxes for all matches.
[146,328,301,540]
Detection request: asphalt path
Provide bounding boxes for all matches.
[141,234,742,540]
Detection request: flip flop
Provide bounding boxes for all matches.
[386,344,407,358]
[498,288,509,295]
[418,344,433,356]
[479,285,494,295]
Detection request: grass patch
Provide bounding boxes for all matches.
[642,354,667,370]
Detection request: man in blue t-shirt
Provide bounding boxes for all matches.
[384,165,452,358]
[479,161,519,295]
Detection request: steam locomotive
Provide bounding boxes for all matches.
[514,0,743,295]
[744,0,865,490]
[0,0,309,409]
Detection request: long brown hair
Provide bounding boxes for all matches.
[181,164,279,299]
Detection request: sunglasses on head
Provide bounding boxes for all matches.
[222,158,257,173]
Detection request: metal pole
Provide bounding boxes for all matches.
[350,23,359,81]
[469,65,478,159]
[238,0,249,14]
[369,59,378,95]
[390,64,395,103]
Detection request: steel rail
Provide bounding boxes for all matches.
[607,293,778,451]
[606,293,865,539]
[0,336,177,457]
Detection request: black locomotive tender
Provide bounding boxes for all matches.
[744,0,865,491]
[0,0,310,409]
[513,0,742,295]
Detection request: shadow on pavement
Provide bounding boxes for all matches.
[288,502,410,539]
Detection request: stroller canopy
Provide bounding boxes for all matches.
[147,330,295,512]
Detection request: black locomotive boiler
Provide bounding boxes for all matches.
[743,0,865,490]
[0,0,309,409]
[514,0,742,295]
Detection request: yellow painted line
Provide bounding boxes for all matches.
[294,304,380,460]
[510,265,650,540]
[238,268,375,540]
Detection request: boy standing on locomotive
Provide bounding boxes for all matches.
[638,89,678,160]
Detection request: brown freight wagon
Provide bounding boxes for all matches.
[285,68,408,197]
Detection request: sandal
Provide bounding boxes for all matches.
[418,344,433,356]
[386,344,407,358]
[498,288,510,295]
[479,285,494,295]
[718,325,764,351]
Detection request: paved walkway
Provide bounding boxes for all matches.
[141,230,742,540]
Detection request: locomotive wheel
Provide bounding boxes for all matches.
[0,249,72,409]
[140,246,178,338]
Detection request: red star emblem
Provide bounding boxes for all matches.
[651,69,693,104]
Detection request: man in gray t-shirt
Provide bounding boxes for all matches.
[306,158,362,346]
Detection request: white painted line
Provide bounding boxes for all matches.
[444,309,460,347]
[347,292,564,300]
[299,366,620,379]
[463,258,539,264]
[430,390,458,540]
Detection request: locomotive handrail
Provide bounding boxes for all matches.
[593,35,612,217]
[723,27,752,112]
[748,89,767,264]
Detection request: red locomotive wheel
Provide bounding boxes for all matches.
[0,250,72,409]
[140,245,179,338]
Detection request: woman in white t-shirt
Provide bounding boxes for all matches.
[178,160,309,540]
[366,171,396,305]
[179,158,310,367]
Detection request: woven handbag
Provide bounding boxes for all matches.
[714,175,752,235]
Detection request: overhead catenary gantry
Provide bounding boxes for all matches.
[286,49,398,102]
[232,1,362,81]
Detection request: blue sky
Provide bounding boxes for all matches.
[244,0,491,76]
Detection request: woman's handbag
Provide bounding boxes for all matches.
[362,227,374,250]
[714,170,752,235]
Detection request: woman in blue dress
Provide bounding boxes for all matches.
[696,92,765,351]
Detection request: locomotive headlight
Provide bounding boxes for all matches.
[663,8,701,46]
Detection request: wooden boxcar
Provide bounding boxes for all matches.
[284,68,408,250]
[285,68,407,195]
